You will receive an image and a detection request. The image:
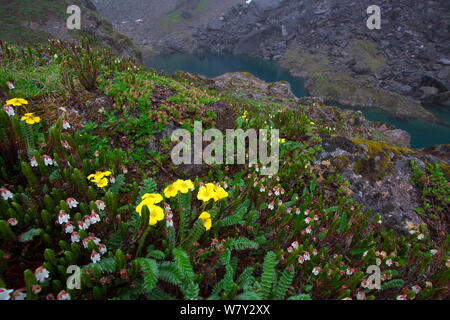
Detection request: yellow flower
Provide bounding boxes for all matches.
[87,171,112,188]
[136,200,165,225]
[141,193,163,204]
[310,121,315,125]
[164,183,179,198]
[6,98,28,106]
[197,183,216,202]
[241,111,248,119]
[213,186,228,201]
[278,138,286,143]
[198,211,212,231]
[174,179,194,194]
[96,178,109,188]
[20,113,40,125]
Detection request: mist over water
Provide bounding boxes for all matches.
[145,52,450,149]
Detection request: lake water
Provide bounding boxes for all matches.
[145,53,450,149]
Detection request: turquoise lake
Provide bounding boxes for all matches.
[145,53,450,149]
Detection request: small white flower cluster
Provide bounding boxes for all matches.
[0,188,13,200]
[58,199,107,264]
[30,155,57,167]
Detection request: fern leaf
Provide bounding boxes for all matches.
[260,251,277,299]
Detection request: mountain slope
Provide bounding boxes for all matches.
[0,0,141,59]
[191,0,450,120]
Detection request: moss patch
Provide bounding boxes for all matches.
[351,139,412,181]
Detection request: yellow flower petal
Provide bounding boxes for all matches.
[164,184,179,198]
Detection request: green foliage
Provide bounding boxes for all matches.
[0,41,448,301]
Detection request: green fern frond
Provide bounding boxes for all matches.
[136,258,159,292]
[172,248,194,281]
[273,267,295,300]
[227,237,259,251]
[259,251,277,299]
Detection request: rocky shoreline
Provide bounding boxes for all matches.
[188,0,450,121]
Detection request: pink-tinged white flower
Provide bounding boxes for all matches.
[287,246,293,253]
[386,259,393,267]
[78,220,88,230]
[312,267,321,276]
[304,217,312,224]
[291,241,299,250]
[98,243,107,255]
[61,140,71,150]
[95,200,105,211]
[446,259,450,268]
[2,105,15,117]
[305,226,312,234]
[417,233,424,240]
[377,219,382,225]
[268,201,275,210]
[11,289,26,300]
[303,251,311,261]
[346,268,355,276]
[356,291,366,300]
[31,285,41,294]
[71,232,80,243]
[295,208,301,215]
[396,295,407,300]
[62,120,71,129]
[312,249,318,256]
[110,176,116,184]
[57,290,71,300]
[7,218,18,226]
[46,294,55,300]
[34,266,50,283]
[58,210,70,225]
[30,156,38,167]
[298,255,305,264]
[274,188,280,196]
[259,185,265,193]
[64,222,74,234]
[363,251,368,257]
[304,209,310,216]
[83,215,92,228]
[66,197,79,209]
[278,200,283,206]
[90,211,100,224]
[166,217,174,228]
[42,155,53,166]
[361,280,369,288]
[280,188,285,195]
[430,249,438,255]
[0,288,13,300]
[341,297,352,300]
[267,190,273,197]
[91,250,101,264]
[412,285,421,294]
[0,188,13,200]
[313,214,319,221]
[379,251,387,258]
[286,207,292,214]
[82,236,101,248]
